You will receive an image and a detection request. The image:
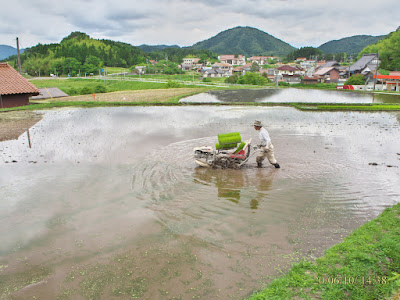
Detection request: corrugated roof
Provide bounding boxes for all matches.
[0,63,40,96]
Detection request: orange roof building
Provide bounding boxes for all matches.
[0,63,40,108]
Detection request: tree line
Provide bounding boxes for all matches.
[4,32,218,76]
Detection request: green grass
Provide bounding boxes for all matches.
[291,83,338,90]
[30,78,174,94]
[247,203,400,300]
[292,103,400,111]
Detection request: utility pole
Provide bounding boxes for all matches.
[16,37,22,73]
[373,52,380,91]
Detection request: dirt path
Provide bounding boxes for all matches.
[0,111,42,142]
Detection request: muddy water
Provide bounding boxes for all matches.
[181,88,400,103]
[0,107,399,299]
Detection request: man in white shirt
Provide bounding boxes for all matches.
[253,120,280,168]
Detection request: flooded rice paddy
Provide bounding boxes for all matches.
[1,106,400,299]
[181,88,400,103]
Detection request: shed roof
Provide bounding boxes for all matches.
[0,63,40,96]
[31,87,69,100]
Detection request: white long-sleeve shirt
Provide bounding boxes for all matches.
[259,127,272,147]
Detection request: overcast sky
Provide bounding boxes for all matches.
[1,0,398,49]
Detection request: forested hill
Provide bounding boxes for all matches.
[0,45,23,60]
[359,29,400,71]
[138,44,180,52]
[190,26,296,57]
[4,31,218,76]
[5,32,147,76]
[318,35,385,55]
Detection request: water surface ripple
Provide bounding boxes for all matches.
[0,106,399,299]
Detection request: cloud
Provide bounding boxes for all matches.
[0,0,398,49]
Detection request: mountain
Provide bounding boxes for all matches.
[190,26,296,57]
[318,35,385,55]
[138,44,180,52]
[0,45,24,60]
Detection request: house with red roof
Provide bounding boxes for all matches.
[218,55,246,66]
[0,63,40,108]
[373,74,400,91]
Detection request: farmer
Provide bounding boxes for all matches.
[253,120,280,168]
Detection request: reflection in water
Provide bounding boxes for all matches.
[193,167,276,209]
[0,106,399,299]
[210,89,282,102]
[181,88,400,104]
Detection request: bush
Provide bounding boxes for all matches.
[278,81,290,87]
[67,87,79,96]
[202,77,212,82]
[345,74,366,85]
[225,75,239,84]
[94,84,107,93]
[241,72,266,85]
[166,81,181,88]
[80,86,93,95]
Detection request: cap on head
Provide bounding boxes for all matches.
[253,120,262,127]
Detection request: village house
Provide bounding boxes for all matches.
[182,57,200,64]
[299,59,316,70]
[248,56,269,65]
[233,63,253,75]
[201,68,224,78]
[148,60,158,66]
[301,76,319,84]
[314,67,341,83]
[277,65,304,76]
[0,63,40,108]
[295,57,307,62]
[181,57,202,71]
[212,63,233,76]
[282,74,302,84]
[373,74,400,91]
[259,68,277,81]
[218,55,246,66]
[348,54,379,77]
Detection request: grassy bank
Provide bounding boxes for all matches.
[292,103,400,111]
[0,89,207,112]
[29,78,191,94]
[247,203,400,300]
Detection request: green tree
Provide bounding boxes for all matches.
[359,30,400,71]
[345,74,366,85]
[63,57,81,76]
[250,62,260,72]
[225,75,239,84]
[286,47,323,62]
